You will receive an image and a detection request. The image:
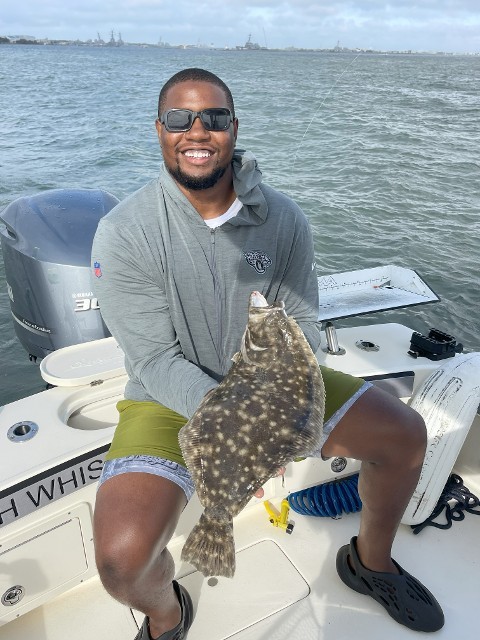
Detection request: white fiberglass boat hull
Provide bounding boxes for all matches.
[1,322,479,640]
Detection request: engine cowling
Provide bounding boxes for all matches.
[0,188,119,360]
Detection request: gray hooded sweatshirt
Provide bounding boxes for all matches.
[92,150,321,419]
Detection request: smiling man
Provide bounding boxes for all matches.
[91,68,443,639]
[156,80,237,195]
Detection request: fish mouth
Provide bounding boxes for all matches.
[250,291,268,308]
[249,292,285,311]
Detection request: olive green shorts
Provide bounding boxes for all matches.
[105,366,370,467]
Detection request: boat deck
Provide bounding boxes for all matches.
[2,454,479,640]
[1,321,479,640]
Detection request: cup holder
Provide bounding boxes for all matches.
[7,421,39,443]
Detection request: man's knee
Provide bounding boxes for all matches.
[93,472,186,596]
[323,386,427,463]
[94,522,163,596]
[371,400,427,470]
[397,405,427,463]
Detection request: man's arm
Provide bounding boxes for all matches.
[92,220,217,418]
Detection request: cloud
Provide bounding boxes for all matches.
[1,0,479,51]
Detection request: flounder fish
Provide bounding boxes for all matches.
[179,291,325,577]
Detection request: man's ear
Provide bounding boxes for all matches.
[155,119,163,145]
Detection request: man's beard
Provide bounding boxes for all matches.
[167,163,227,191]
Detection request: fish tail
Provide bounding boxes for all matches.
[181,510,235,578]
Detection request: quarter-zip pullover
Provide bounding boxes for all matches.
[92,150,321,419]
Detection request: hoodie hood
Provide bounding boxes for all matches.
[230,149,268,225]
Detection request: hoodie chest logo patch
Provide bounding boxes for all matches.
[244,250,272,274]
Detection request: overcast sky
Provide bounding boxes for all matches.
[1,0,479,53]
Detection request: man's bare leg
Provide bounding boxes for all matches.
[94,473,187,638]
[321,385,427,573]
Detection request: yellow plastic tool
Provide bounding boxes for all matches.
[264,498,294,534]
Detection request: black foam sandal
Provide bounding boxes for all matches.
[336,537,444,632]
[135,580,194,640]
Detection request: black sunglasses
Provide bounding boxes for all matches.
[159,108,233,132]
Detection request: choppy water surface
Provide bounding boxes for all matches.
[1,46,479,404]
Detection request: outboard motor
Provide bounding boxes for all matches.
[0,188,119,360]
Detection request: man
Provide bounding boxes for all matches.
[92,68,444,639]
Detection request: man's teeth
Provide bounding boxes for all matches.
[184,150,211,158]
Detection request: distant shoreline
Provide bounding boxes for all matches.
[0,38,477,56]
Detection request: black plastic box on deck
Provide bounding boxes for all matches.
[408,328,463,361]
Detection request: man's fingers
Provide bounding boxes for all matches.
[254,467,286,498]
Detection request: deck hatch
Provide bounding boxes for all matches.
[175,540,309,639]
[0,503,92,623]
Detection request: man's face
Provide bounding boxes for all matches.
[156,81,238,191]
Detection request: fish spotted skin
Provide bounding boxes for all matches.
[179,292,325,577]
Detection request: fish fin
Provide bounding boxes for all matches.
[240,330,254,365]
[181,511,236,578]
[240,327,269,366]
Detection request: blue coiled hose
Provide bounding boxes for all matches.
[287,473,362,517]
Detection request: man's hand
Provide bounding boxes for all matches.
[254,467,286,499]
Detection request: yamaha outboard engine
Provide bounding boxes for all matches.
[0,188,119,360]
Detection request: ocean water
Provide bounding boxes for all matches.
[1,46,479,405]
